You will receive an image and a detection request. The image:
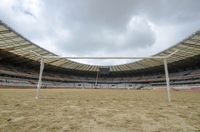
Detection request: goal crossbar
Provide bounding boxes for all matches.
[42,56,166,59]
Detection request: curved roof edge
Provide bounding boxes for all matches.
[0,20,200,72]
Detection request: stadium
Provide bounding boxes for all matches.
[1,20,200,91]
[0,1,200,131]
[1,20,200,131]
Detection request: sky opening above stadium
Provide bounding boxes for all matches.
[0,0,200,65]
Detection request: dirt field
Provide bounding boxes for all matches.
[0,89,200,132]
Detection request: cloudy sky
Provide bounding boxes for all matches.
[0,0,200,65]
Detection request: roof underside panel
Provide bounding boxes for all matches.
[0,21,200,73]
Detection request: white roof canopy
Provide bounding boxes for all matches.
[0,20,200,72]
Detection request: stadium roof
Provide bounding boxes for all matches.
[0,20,200,72]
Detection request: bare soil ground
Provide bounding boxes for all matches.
[0,89,200,132]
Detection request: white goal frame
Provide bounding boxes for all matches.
[31,50,178,102]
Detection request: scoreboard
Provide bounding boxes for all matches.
[99,67,110,75]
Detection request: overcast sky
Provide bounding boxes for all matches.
[0,0,200,65]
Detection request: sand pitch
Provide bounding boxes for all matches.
[0,89,200,132]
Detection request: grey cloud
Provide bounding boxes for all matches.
[57,16,155,56]
[0,0,200,65]
[138,0,200,25]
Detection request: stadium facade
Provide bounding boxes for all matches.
[0,20,200,89]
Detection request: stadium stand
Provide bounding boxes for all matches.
[0,20,200,89]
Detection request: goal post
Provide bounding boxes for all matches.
[31,50,178,102]
[35,58,44,99]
